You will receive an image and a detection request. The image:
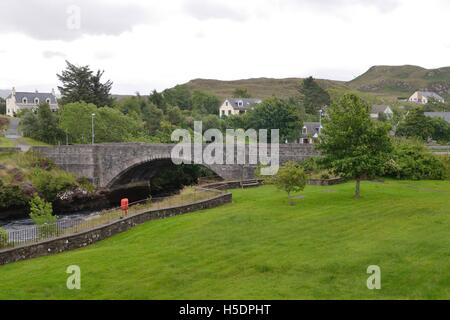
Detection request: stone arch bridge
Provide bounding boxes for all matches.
[32,143,318,189]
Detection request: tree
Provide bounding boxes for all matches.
[424,98,448,112]
[232,88,251,98]
[299,76,330,115]
[318,94,393,198]
[29,194,56,225]
[19,104,64,144]
[57,61,113,107]
[247,97,302,142]
[191,91,221,115]
[162,85,192,110]
[396,108,434,141]
[272,161,307,205]
[148,89,166,109]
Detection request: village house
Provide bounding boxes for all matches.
[408,91,445,104]
[370,105,393,120]
[300,122,322,144]
[219,98,262,118]
[5,87,58,117]
[424,112,450,124]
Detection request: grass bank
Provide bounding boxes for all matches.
[0,180,449,299]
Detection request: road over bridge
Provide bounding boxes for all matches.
[32,143,319,189]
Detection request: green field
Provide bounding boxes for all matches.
[0,180,449,300]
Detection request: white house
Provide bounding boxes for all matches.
[370,105,393,120]
[408,91,445,104]
[300,122,322,144]
[5,87,58,117]
[219,98,262,117]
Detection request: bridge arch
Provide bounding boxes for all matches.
[105,156,225,190]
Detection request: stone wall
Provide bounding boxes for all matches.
[0,147,20,154]
[0,192,232,265]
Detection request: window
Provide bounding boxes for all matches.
[225,101,229,106]
[238,100,243,107]
[22,98,28,104]
[34,98,39,105]
[302,127,307,135]
[46,98,51,104]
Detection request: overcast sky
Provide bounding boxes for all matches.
[0,0,449,94]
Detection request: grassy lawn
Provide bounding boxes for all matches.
[0,180,449,300]
[17,137,50,147]
[0,137,15,148]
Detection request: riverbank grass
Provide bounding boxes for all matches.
[0,180,449,299]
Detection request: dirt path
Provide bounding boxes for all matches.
[4,118,30,152]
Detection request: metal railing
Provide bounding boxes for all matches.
[0,187,225,250]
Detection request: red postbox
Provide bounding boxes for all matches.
[121,198,129,216]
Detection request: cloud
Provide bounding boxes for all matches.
[42,50,66,59]
[0,0,151,41]
[283,0,400,13]
[183,0,248,21]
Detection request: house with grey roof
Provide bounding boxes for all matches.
[424,112,450,124]
[5,87,58,117]
[219,98,262,117]
[300,122,322,144]
[370,105,393,120]
[408,91,445,104]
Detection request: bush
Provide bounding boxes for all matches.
[0,180,30,209]
[0,227,8,248]
[386,139,446,180]
[31,169,77,202]
[29,194,58,238]
[272,161,307,204]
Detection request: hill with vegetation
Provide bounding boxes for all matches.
[348,65,450,100]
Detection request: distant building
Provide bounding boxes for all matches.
[219,98,262,117]
[424,112,450,123]
[408,91,445,104]
[5,87,58,117]
[300,122,322,144]
[370,105,393,120]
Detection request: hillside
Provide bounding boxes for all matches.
[348,65,450,100]
[181,77,348,100]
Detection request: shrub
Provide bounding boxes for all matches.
[31,169,77,202]
[272,161,307,205]
[0,180,30,209]
[0,227,8,248]
[387,139,446,180]
[29,194,57,238]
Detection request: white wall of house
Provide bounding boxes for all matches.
[219,100,246,117]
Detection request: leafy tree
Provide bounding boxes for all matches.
[247,97,302,142]
[318,94,393,198]
[232,88,251,98]
[272,161,307,205]
[142,103,164,134]
[20,104,64,144]
[57,61,113,107]
[31,169,77,202]
[148,90,166,109]
[29,194,56,225]
[165,106,185,126]
[299,76,330,115]
[0,180,30,209]
[191,91,221,114]
[396,108,434,141]
[424,98,448,112]
[162,85,192,110]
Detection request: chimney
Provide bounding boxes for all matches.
[51,88,56,96]
[35,89,39,93]
[12,87,16,96]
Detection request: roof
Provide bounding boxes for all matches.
[224,98,262,111]
[7,91,57,104]
[302,122,321,137]
[424,112,450,123]
[416,91,444,101]
[371,105,392,114]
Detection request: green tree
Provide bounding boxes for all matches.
[142,103,164,134]
[318,94,393,198]
[191,91,221,114]
[232,88,251,98]
[57,61,113,107]
[162,85,192,110]
[148,89,166,109]
[20,104,64,144]
[396,108,434,141]
[299,76,330,115]
[29,194,57,238]
[247,97,302,142]
[272,161,307,205]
